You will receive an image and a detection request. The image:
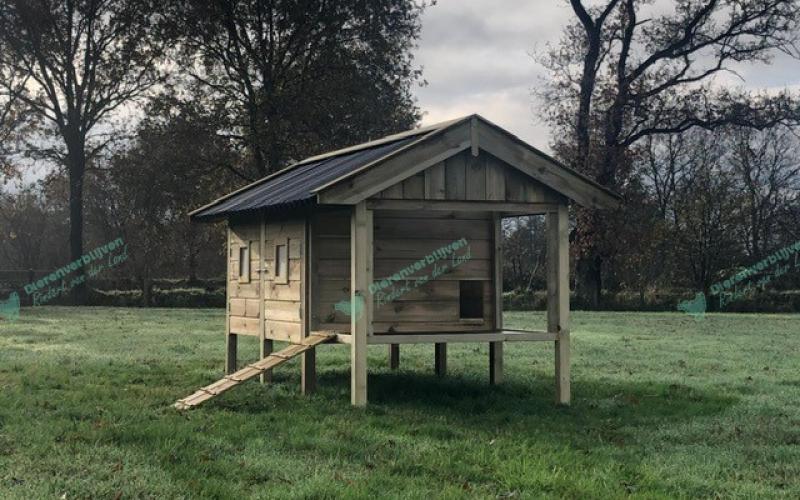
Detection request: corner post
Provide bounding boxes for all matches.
[351,202,372,406]
[301,217,316,394]
[547,204,570,405]
[225,226,237,374]
[259,211,272,384]
[490,213,504,385]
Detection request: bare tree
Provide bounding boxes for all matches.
[728,126,800,260]
[541,0,800,306]
[0,0,165,303]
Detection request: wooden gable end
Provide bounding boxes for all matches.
[371,150,563,205]
[315,116,620,209]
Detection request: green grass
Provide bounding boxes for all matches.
[0,308,798,499]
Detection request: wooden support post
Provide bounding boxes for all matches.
[491,214,504,385]
[225,333,238,375]
[351,202,372,406]
[389,344,400,370]
[489,342,503,385]
[301,349,316,394]
[435,343,447,377]
[301,218,316,395]
[548,205,571,405]
[259,212,270,384]
[260,339,273,383]
[225,227,235,374]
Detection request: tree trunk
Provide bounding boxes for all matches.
[66,133,87,306]
[248,104,267,178]
[576,252,602,309]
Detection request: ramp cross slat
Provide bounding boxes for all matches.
[174,334,334,410]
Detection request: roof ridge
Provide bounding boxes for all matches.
[292,116,469,167]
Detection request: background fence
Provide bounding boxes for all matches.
[0,270,225,308]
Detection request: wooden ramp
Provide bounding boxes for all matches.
[175,333,334,410]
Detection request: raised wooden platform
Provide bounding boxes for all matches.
[330,330,558,345]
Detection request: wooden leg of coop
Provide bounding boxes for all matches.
[225,334,238,375]
[260,339,273,384]
[301,349,316,395]
[548,205,571,406]
[555,333,570,404]
[350,202,372,407]
[435,343,447,377]
[489,341,503,385]
[389,344,400,370]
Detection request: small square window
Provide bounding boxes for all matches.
[459,281,483,319]
[238,245,250,283]
[275,243,288,284]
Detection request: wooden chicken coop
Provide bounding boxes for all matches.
[176,115,620,409]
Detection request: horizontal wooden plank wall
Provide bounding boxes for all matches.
[263,219,305,342]
[371,210,494,334]
[314,209,353,333]
[375,150,562,204]
[229,220,261,337]
[312,208,496,334]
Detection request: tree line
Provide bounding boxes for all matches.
[1,0,799,308]
[0,0,426,303]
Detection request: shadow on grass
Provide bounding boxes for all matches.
[221,368,737,434]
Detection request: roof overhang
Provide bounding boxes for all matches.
[189,114,622,222]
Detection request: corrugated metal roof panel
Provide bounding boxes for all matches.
[193,135,418,220]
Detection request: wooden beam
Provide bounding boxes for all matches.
[366,331,556,344]
[548,205,571,405]
[366,199,558,214]
[477,121,620,210]
[470,116,480,157]
[502,330,557,341]
[389,344,400,370]
[350,202,373,406]
[301,218,316,395]
[490,214,504,385]
[435,343,447,377]
[318,121,472,204]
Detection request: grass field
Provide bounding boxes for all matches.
[0,307,798,498]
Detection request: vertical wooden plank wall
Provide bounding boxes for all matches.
[375,150,558,205]
[547,205,570,405]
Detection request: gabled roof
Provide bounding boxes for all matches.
[190,115,621,221]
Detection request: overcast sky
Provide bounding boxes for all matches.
[413,0,800,152]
